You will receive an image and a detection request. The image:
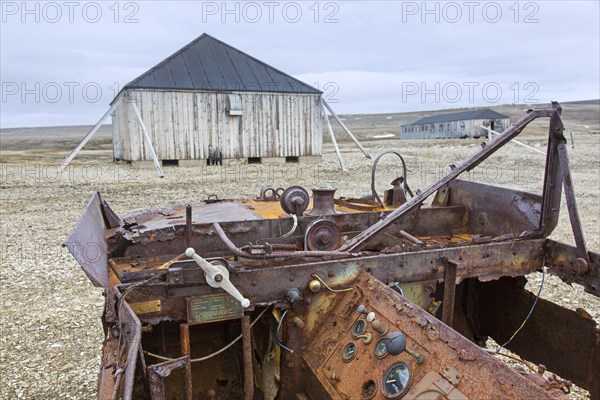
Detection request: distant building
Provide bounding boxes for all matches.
[400,109,510,139]
[111,33,323,166]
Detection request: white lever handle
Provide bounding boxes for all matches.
[185,248,250,308]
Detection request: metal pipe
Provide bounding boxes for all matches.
[241,315,254,400]
[442,258,458,327]
[211,222,344,259]
[180,324,193,400]
[185,204,192,248]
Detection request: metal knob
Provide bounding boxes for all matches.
[385,331,424,364]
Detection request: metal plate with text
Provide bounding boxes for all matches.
[187,293,243,324]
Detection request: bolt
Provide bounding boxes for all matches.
[214,274,223,282]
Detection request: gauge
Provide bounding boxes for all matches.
[342,342,357,362]
[374,338,389,359]
[381,361,412,399]
[352,319,367,338]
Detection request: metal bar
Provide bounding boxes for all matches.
[112,286,142,400]
[180,324,193,400]
[321,101,347,171]
[322,101,371,159]
[185,204,192,248]
[340,108,550,252]
[131,100,164,178]
[60,96,124,170]
[557,143,590,262]
[481,125,545,155]
[441,258,458,327]
[241,315,254,400]
[399,230,424,245]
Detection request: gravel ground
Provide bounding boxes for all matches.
[0,122,598,399]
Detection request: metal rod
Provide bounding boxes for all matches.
[557,143,589,262]
[399,230,424,245]
[180,324,193,400]
[321,101,347,171]
[131,99,165,178]
[185,204,192,248]
[323,101,371,159]
[241,315,254,400]
[442,258,458,327]
[60,96,124,170]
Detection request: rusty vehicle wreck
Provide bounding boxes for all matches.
[65,102,599,400]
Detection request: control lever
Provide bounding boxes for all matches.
[385,331,424,364]
[185,248,250,308]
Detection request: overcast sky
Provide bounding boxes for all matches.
[1,0,599,128]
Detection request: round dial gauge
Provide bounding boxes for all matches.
[374,338,389,359]
[352,319,367,338]
[381,362,412,399]
[342,342,357,362]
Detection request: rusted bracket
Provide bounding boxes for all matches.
[147,356,190,400]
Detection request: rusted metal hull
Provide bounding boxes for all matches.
[64,103,599,400]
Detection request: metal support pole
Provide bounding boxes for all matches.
[321,101,347,171]
[441,258,458,327]
[180,324,193,400]
[481,125,545,155]
[241,315,254,400]
[60,96,124,170]
[131,101,164,178]
[323,101,371,159]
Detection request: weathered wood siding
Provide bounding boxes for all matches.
[112,90,322,161]
[400,118,511,139]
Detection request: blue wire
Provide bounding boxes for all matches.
[498,265,545,352]
[276,309,294,353]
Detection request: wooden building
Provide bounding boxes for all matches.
[400,109,510,139]
[111,33,323,167]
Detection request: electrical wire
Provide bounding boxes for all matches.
[275,309,294,353]
[311,273,354,293]
[498,265,545,352]
[281,213,298,237]
[144,306,271,362]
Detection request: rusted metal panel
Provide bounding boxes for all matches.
[445,179,542,236]
[63,192,110,288]
[475,277,600,394]
[302,272,559,399]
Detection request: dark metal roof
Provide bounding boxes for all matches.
[122,33,321,95]
[405,109,510,126]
